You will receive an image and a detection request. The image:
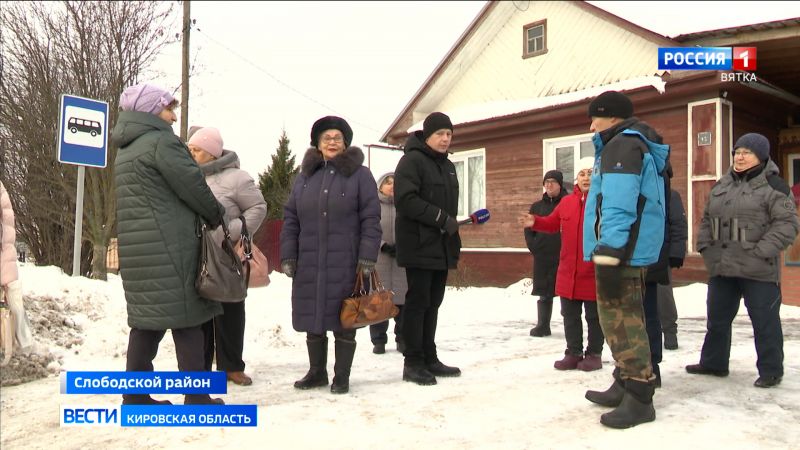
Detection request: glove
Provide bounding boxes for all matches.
[380,243,397,257]
[357,259,376,276]
[592,245,624,266]
[281,259,296,278]
[669,257,684,269]
[443,216,459,236]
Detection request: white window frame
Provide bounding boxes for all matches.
[542,133,594,184]
[451,148,486,221]
[789,153,800,187]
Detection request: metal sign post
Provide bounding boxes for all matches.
[57,94,109,276]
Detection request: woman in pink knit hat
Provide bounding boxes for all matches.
[188,126,267,387]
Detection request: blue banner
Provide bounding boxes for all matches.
[658,47,732,70]
[121,405,258,427]
[61,371,227,394]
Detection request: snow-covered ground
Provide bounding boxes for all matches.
[1,263,799,449]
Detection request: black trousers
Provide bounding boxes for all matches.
[369,305,404,345]
[402,268,448,367]
[202,301,247,372]
[126,326,206,373]
[560,298,604,355]
[644,282,663,367]
[700,276,784,377]
[657,270,678,337]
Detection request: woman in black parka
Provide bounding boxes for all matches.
[280,116,381,395]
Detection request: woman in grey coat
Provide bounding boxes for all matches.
[280,116,381,394]
[369,173,407,355]
[188,126,267,387]
[687,133,799,388]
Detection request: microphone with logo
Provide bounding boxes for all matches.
[457,208,490,226]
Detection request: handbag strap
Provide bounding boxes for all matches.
[351,271,367,296]
[238,215,252,286]
[369,270,385,291]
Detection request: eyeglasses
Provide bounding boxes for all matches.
[320,136,344,144]
[543,180,560,185]
[734,149,754,157]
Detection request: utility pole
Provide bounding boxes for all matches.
[180,0,191,141]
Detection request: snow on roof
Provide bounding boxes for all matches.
[406,75,667,134]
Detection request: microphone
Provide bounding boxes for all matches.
[457,208,490,226]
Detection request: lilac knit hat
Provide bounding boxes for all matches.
[119,83,177,115]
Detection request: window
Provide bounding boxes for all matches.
[523,19,547,58]
[451,149,485,219]
[542,134,594,184]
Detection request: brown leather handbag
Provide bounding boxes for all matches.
[340,270,398,329]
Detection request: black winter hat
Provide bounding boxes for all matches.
[733,133,770,162]
[543,169,563,187]
[310,116,353,148]
[422,112,453,140]
[588,91,633,119]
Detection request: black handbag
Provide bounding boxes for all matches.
[195,219,247,303]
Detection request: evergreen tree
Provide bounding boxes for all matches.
[258,129,299,220]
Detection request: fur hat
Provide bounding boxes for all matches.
[543,169,563,187]
[188,127,224,158]
[423,112,453,140]
[588,91,633,119]
[310,116,353,148]
[733,133,770,162]
[119,83,177,115]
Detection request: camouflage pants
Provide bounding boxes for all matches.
[594,265,653,381]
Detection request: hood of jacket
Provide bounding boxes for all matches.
[377,171,394,205]
[300,145,365,178]
[596,117,669,176]
[111,111,174,148]
[726,158,780,182]
[200,149,240,176]
[403,130,449,160]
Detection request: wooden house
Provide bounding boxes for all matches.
[380,1,800,304]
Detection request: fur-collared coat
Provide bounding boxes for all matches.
[1,181,18,286]
[280,146,381,334]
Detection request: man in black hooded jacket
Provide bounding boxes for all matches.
[394,112,462,386]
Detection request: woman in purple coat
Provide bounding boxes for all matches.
[280,116,381,395]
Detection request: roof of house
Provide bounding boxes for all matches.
[380,0,677,142]
[381,3,800,143]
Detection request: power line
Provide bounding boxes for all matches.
[193,27,385,136]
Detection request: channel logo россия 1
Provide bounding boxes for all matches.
[658,47,757,81]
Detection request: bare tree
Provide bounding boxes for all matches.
[0,1,176,278]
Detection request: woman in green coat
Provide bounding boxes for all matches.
[112,83,225,405]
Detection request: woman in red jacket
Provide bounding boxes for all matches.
[519,157,603,371]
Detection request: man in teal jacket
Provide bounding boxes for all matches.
[581,91,669,429]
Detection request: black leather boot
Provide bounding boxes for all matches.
[122,394,172,405]
[403,365,437,385]
[585,367,624,407]
[653,363,662,388]
[530,299,553,337]
[184,394,224,405]
[331,336,356,394]
[600,379,656,429]
[426,360,461,377]
[294,334,329,389]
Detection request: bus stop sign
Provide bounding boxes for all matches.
[57,94,109,168]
